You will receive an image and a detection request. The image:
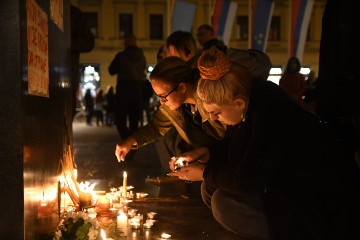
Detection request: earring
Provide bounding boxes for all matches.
[240,112,246,122]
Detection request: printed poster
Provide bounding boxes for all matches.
[26,0,49,97]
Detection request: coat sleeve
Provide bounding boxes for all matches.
[129,107,174,148]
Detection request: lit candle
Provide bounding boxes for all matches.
[123,171,127,198]
[100,229,106,240]
[96,195,110,213]
[117,210,128,236]
[161,233,171,239]
[79,192,92,211]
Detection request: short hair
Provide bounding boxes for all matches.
[124,33,137,47]
[197,24,214,34]
[197,51,251,104]
[165,31,197,59]
[150,56,199,88]
[284,56,301,73]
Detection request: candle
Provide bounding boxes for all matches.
[79,192,92,211]
[161,233,171,239]
[123,171,127,198]
[147,212,157,219]
[130,222,140,230]
[96,195,110,213]
[117,211,128,236]
[143,222,152,229]
[100,229,106,240]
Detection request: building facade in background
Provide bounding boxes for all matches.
[71,0,326,92]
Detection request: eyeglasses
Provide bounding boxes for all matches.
[156,84,179,102]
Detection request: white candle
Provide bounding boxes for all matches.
[100,229,106,240]
[117,211,128,236]
[123,171,127,198]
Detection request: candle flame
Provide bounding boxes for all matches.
[101,229,106,240]
[123,171,127,177]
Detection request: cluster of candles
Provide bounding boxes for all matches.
[78,171,172,239]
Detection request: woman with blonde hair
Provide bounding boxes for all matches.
[168,47,359,239]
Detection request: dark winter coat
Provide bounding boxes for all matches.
[204,78,360,240]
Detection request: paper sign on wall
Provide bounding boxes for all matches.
[26,0,49,97]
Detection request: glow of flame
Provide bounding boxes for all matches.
[101,229,106,240]
[161,233,171,239]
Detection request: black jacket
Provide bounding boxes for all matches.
[109,46,147,102]
[204,78,360,240]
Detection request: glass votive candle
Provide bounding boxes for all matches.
[147,212,157,219]
[79,192,92,211]
[95,195,110,213]
[127,208,137,218]
[146,219,156,225]
[130,217,140,224]
[130,222,140,230]
[143,222,152,229]
[135,214,143,222]
[109,208,118,215]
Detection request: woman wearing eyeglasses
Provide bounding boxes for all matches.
[115,56,226,162]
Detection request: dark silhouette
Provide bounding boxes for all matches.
[303,70,317,114]
[279,57,307,107]
[196,24,227,52]
[84,89,94,125]
[70,5,95,119]
[316,1,360,238]
[94,88,105,126]
[108,33,147,139]
[104,85,115,127]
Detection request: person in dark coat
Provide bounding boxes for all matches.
[169,47,360,239]
[196,24,227,52]
[104,85,116,127]
[108,33,147,139]
[84,89,94,125]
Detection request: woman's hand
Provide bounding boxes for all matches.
[167,162,206,182]
[169,146,210,171]
[115,137,137,162]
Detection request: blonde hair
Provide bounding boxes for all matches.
[197,47,251,104]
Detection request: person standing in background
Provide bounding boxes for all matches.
[84,89,94,126]
[94,88,106,126]
[196,24,227,52]
[104,85,116,127]
[108,33,147,139]
[279,57,307,107]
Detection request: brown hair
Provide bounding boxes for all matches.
[150,56,200,89]
[165,31,197,60]
[197,47,251,104]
